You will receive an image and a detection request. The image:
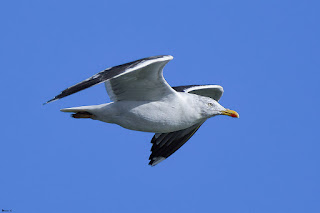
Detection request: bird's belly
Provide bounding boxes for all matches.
[109,101,202,133]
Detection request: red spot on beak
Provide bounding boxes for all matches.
[221,109,239,118]
[231,113,238,118]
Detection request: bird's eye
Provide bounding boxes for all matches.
[208,103,213,107]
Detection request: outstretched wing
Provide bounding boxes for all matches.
[173,84,224,101]
[45,55,175,104]
[149,122,205,166]
[148,84,224,166]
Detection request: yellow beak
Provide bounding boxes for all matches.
[221,109,239,118]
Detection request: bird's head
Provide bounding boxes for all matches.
[199,96,239,119]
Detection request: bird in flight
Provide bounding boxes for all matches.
[45,55,239,166]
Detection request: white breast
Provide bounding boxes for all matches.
[95,93,205,133]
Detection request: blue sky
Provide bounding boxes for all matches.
[1,0,319,212]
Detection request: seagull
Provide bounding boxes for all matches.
[45,55,239,166]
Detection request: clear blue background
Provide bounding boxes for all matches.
[1,0,319,212]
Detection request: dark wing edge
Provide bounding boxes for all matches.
[173,85,224,101]
[149,122,205,166]
[44,55,171,104]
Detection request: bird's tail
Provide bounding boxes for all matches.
[60,106,95,119]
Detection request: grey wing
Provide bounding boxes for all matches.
[149,122,205,166]
[45,55,175,104]
[104,55,175,101]
[173,84,224,101]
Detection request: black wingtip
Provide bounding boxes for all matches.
[43,97,58,105]
[148,157,166,166]
[148,157,156,166]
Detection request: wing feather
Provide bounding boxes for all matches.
[149,122,204,166]
[173,85,224,101]
[45,55,174,104]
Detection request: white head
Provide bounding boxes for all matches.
[196,96,239,119]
